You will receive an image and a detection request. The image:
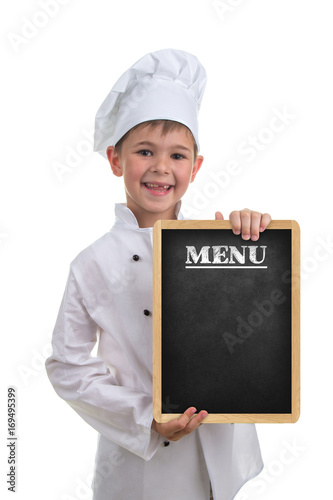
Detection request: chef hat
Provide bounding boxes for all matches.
[94,48,207,158]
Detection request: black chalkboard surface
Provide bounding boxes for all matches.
[152,220,300,423]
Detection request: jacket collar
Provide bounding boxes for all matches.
[114,201,184,230]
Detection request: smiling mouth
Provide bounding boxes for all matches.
[143,182,173,191]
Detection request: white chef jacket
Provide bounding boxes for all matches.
[45,202,264,500]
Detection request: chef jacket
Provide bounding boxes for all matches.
[45,202,264,500]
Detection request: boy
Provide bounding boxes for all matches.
[46,49,271,499]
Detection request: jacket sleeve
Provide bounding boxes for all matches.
[45,264,164,461]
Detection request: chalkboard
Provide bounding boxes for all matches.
[152,220,300,423]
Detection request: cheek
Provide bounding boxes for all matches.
[123,167,142,187]
[176,168,193,187]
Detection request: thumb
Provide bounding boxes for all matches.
[215,211,224,220]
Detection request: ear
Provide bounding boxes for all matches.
[106,146,123,177]
[190,155,204,183]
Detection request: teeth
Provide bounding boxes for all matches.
[145,183,171,189]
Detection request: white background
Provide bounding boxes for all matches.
[1,0,332,498]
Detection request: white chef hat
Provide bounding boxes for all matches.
[94,48,207,158]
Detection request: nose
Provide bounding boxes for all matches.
[149,155,171,175]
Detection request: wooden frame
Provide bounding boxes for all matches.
[152,220,300,424]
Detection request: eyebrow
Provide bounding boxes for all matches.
[132,141,191,152]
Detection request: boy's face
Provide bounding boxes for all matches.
[106,124,203,227]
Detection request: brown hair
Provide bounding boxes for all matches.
[114,119,198,160]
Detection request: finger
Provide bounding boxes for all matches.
[259,213,271,232]
[168,407,197,434]
[173,410,209,440]
[250,211,262,241]
[184,410,208,431]
[215,211,224,220]
[239,209,251,240]
[229,211,241,235]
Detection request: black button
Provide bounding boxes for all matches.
[132,255,139,261]
[163,441,170,447]
[143,309,150,316]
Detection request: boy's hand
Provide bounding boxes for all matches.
[151,407,208,442]
[215,208,271,241]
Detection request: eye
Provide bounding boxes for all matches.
[137,149,152,156]
[171,153,185,160]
